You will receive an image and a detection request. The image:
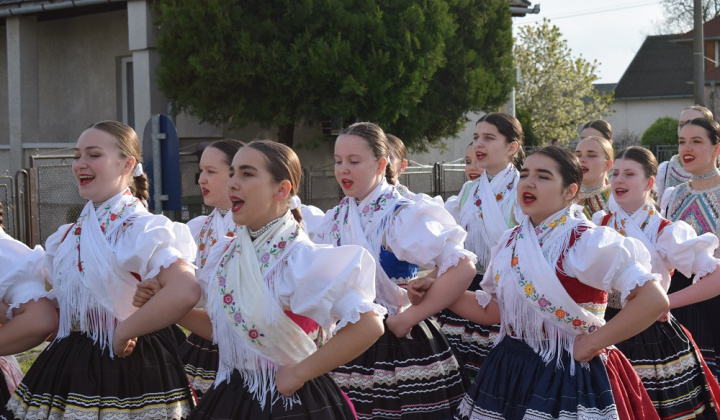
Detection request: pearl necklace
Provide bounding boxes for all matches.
[691,168,720,181]
[248,215,284,239]
[580,185,605,195]
[218,208,230,216]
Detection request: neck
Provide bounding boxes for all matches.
[485,162,509,177]
[619,200,645,214]
[581,178,604,189]
[355,179,383,202]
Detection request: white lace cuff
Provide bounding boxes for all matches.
[6,292,49,321]
[145,248,196,280]
[620,272,660,306]
[475,290,493,308]
[437,248,478,277]
[694,260,720,282]
[334,302,387,333]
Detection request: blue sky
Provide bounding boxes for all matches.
[515,1,666,84]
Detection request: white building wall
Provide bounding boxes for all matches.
[606,98,692,141]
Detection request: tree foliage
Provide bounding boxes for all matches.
[641,117,679,147]
[153,0,513,149]
[514,19,614,144]
[658,0,720,34]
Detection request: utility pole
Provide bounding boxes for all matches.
[694,0,705,105]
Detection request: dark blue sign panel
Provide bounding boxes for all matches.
[142,114,182,212]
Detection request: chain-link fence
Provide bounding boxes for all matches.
[654,144,677,163]
[436,158,465,201]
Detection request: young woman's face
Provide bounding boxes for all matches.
[72,128,134,203]
[198,146,233,209]
[334,134,386,201]
[473,121,517,176]
[574,139,612,187]
[611,158,654,213]
[518,153,577,225]
[464,144,483,181]
[678,123,720,175]
[227,148,288,230]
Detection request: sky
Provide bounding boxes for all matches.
[515,0,668,84]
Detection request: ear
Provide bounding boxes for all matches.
[399,159,408,174]
[377,157,388,176]
[564,183,579,202]
[646,176,655,192]
[122,156,137,177]
[604,158,614,174]
[274,180,292,202]
[506,141,519,158]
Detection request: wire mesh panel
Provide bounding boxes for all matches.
[306,165,343,212]
[178,152,207,222]
[439,160,466,201]
[0,176,15,238]
[654,144,677,163]
[399,161,434,196]
[33,161,85,246]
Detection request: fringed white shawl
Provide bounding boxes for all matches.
[458,163,519,269]
[208,212,317,408]
[494,205,605,374]
[51,188,143,356]
[325,181,409,314]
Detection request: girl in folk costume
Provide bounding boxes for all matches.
[179,139,244,399]
[2,121,201,420]
[417,146,667,419]
[662,117,720,381]
[656,106,712,204]
[138,140,385,419]
[438,112,524,384]
[313,122,476,419]
[580,119,613,143]
[594,146,720,419]
[387,134,413,199]
[575,135,614,219]
[0,205,57,406]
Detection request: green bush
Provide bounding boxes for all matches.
[641,117,679,147]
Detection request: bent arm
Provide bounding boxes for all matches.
[448,291,501,326]
[386,257,474,336]
[0,298,57,356]
[114,260,200,343]
[276,310,384,396]
[178,308,213,342]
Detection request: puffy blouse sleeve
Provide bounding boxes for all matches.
[186,215,208,240]
[114,213,197,280]
[0,232,49,311]
[307,207,335,244]
[591,210,607,225]
[656,220,720,280]
[386,199,477,276]
[277,241,386,332]
[563,226,660,303]
[300,205,326,239]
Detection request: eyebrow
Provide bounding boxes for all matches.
[537,168,554,176]
[74,146,103,152]
[237,164,258,171]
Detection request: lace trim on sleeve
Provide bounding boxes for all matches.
[620,272,660,306]
[694,259,720,283]
[334,302,387,334]
[6,293,49,321]
[475,290,493,308]
[145,249,197,281]
[437,249,477,277]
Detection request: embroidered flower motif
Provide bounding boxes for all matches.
[198,243,206,251]
[278,241,287,249]
[538,297,549,307]
[494,273,500,284]
[110,213,117,221]
[75,227,81,235]
[233,312,243,323]
[495,193,503,201]
[588,325,597,333]
[261,253,270,263]
[227,231,234,237]
[549,221,558,228]
[362,206,370,214]
[223,293,233,305]
[248,329,259,339]
[511,256,519,266]
[331,224,338,232]
[535,226,543,235]
[475,199,481,207]
[385,192,393,199]
[572,319,582,327]
[524,283,534,295]
[559,215,567,223]
[218,276,226,287]
[554,309,565,319]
